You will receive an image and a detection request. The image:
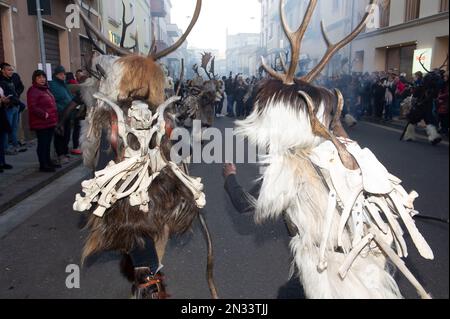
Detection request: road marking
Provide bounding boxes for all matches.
[0,166,90,238]
[362,122,449,147]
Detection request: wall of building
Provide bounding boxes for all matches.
[0,0,102,90]
[352,4,449,76]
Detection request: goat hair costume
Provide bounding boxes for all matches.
[74,54,205,263]
[71,0,205,264]
[236,0,434,299]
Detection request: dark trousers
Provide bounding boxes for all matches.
[214,101,222,115]
[375,99,385,118]
[36,127,55,168]
[226,95,235,116]
[72,118,81,149]
[129,237,160,274]
[0,131,6,166]
[384,103,393,121]
[236,99,245,117]
[54,117,71,157]
[439,114,449,134]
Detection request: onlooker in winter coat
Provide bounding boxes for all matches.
[27,70,59,172]
[49,65,75,164]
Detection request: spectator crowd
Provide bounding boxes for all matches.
[0,60,448,175]
[1,62,87,174]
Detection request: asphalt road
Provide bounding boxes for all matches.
[0,118,448,299]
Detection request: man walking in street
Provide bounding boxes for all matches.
[225,72,235,118]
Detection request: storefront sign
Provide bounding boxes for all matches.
[413,48,432,74]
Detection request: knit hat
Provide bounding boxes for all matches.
[53,65,66,76]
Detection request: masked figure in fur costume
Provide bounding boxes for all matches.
[401,55,448,145]
[176,55,218,142]
[235,0,434,299]
[70,0,214,299]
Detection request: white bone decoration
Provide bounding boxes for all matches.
[74,95,206,218]
[308,138,433,298]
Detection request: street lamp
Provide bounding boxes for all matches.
[36,0,46,67]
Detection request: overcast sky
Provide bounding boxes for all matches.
[170,0,261,55]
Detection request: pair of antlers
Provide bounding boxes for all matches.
[201,52,217,80]
[262,0,375,85]
[75,0,202,60]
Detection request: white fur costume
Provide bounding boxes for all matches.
[236,96,433,299]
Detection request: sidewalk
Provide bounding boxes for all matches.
[0,140,82,214]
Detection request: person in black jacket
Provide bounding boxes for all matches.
[0,63,25,155]
[234,77,248,118]
[222,163,298,237]
[372,79,386,120]
[225,73,236,117]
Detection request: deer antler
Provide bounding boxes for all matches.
[419,53,449,73]
[209,57,217,80]
[418,53,431,73]
[193,64,200,77]
[176,59,185,96]
[119,1,136,49]
[84,1,105,55]
[438,54,449,71]
[299,91,359,170]
[279,52,288,73]
[301,0,375,82]
[150,0,202,60]
[261,0,318,85]
[201,52,213,80]
[75,0,131,56]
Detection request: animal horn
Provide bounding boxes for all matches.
[150,0,202,60]
[301,0,375,82]
[299,90,359,170]
[74,0,131,56]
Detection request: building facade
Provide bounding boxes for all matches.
[150,0,186,78]
[0,0,103,89]
[226,32,260,76]
[351,0,449,78]
[99,0,153,55]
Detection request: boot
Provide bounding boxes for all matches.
[132,267,169,299]
[403,124,416,142]
[426,125,442,146]
[344,114,357,127]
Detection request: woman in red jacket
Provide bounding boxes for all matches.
[27,70,59,172]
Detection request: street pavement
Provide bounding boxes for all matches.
[0,118,448,299]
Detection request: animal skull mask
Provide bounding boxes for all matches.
[74,94,206,218]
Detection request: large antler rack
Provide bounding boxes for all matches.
[261,0,375,84]
[301,0,375,82]
[201,52,215,80]
[261,0,318,85]
[75,0,202,60]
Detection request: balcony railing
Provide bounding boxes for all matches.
[151,0,167,18]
